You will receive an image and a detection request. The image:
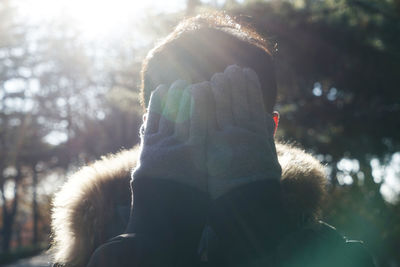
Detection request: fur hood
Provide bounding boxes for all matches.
[50,143,327,267]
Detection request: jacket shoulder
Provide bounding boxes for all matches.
[50,147,138,267]
[277,221,375,267]
[276,143,327,223]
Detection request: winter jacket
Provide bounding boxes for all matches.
[50,143,375,267]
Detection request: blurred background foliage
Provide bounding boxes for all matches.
[0,0,399,265]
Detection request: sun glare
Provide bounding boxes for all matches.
[20,0,185,38]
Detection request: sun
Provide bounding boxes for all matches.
[20,0,185,38]
[61,0,148,36]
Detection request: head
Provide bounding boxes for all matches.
[140,12,277,113]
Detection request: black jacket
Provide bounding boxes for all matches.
[86,179,374,267]
[51,144,375,267]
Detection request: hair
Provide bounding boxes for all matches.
[140,12,277,113]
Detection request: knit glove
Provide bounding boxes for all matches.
[207,65,282,200]
[132,80,209,191]
[126,80,209,265]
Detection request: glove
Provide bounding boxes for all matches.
[206,65,285,266]
[126,80,210,266]
[207,65,281,200]
[132,80,209,191]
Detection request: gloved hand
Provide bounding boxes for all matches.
[126,80,210,265]
[203,65,284,266]
[132,79,209,191]
[207,65,281,200]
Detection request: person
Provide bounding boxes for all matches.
[51,12,375,267]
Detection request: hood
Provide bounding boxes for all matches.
[50,143,327,267]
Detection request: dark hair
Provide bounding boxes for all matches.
[140,12,277,113]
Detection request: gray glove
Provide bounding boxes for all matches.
[206,65,281,199]
[132,80,209,192]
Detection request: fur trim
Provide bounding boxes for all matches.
[50,143,327,266]
[277,143,327,224]
[50,147,139,267]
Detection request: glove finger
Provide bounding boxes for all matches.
[211,72,233,130]
[207,83,218,133]
[145,84,168,135]
[190,81,210,142]
[174,85,192,141]
[159,80,187,135]
[243,68,268,132]
[224,65,250,127]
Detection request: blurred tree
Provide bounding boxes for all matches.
[32,25,99,166]
[0,83,53,251]
[0,0,56,251]
[225,0,400,265]
[0,0,31,252]
[18,120,53,245]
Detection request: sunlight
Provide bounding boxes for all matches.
[20,0,185,38]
